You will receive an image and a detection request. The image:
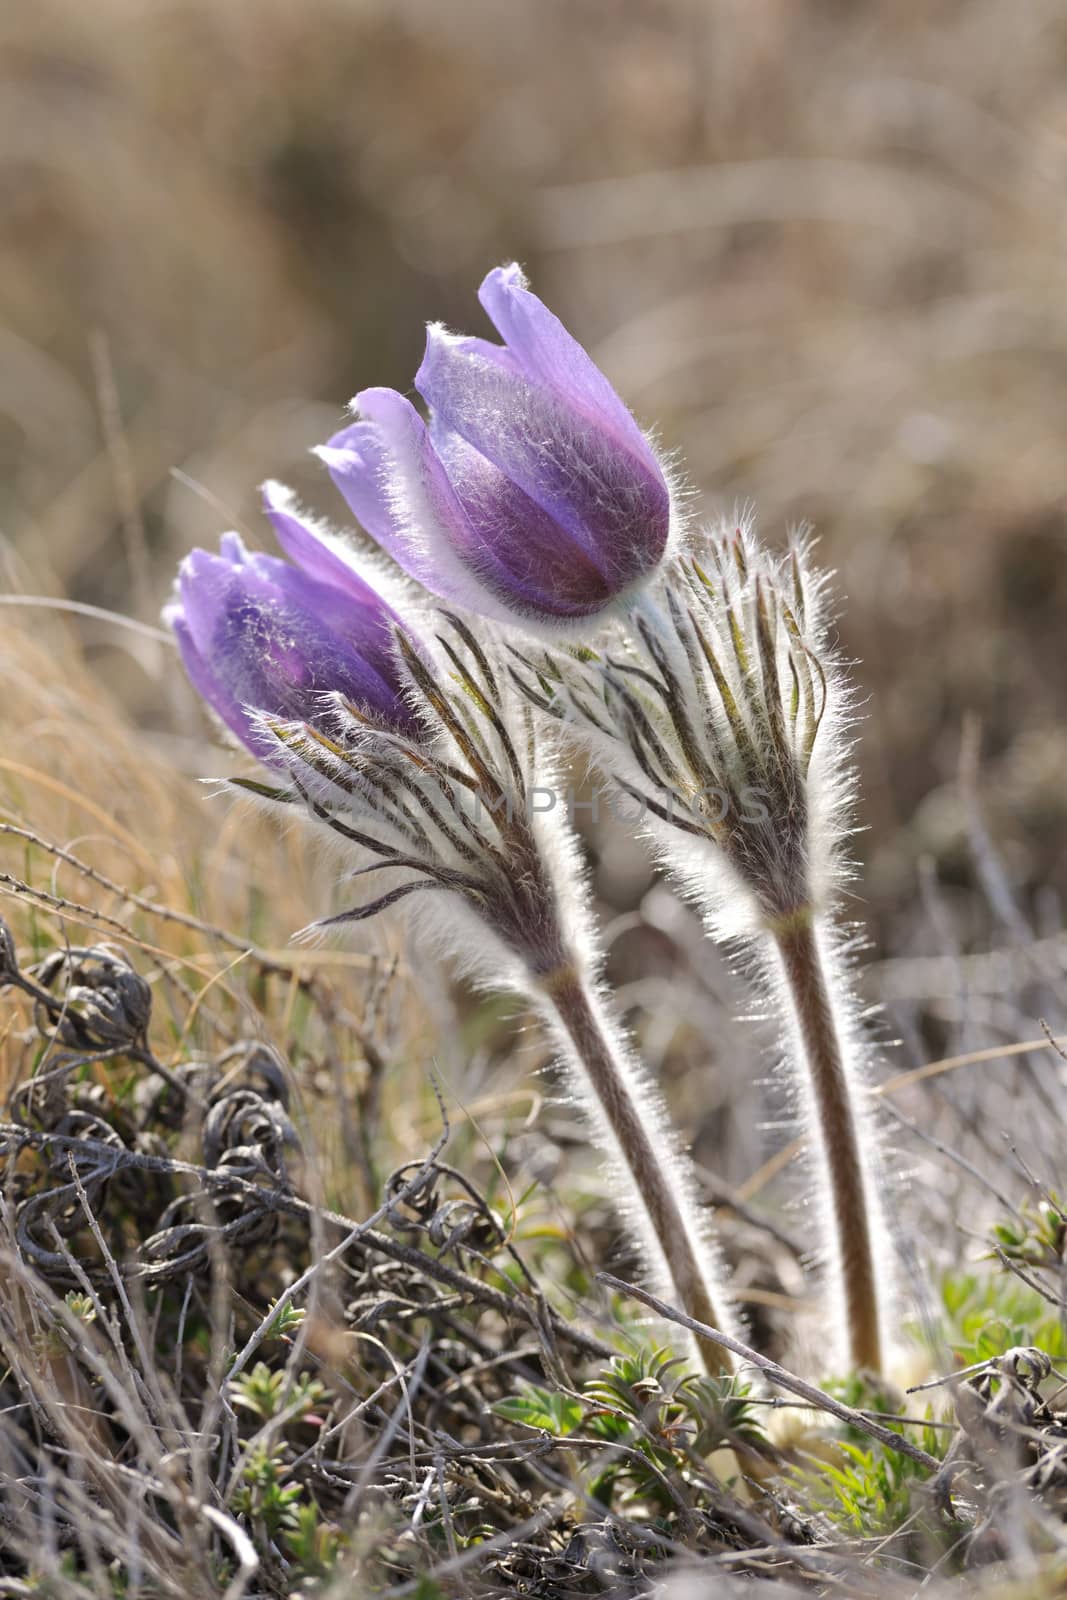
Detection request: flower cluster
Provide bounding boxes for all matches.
[167,265,676,751]
[167,262,892,1380]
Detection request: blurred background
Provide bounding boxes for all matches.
[3,0,1067,1276]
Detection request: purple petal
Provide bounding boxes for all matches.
[321,397,605,619]
[175,543,414,740]
[177,542,250,659]
[312,423,399,552]
[261,482,404,623]
[218,531,247,565]
[170,612,267,757]
[444,334,524,376]
[248,565,410,727]
[336,387,507,606]
[478,263,651,462]
[429,423,620,619]
[416,327,669,582]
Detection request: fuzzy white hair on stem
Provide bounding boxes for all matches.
[513,516,896,1376]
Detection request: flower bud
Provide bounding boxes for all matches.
[165,489,416,757]
[317,264,672,627]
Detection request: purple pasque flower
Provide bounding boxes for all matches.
[316,263,672,627]
[166,486,415,758]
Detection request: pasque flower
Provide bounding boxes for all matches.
[316,264,672,627]
[167,486,739,1381]
[164,488,417,758]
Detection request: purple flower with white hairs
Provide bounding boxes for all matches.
[316,264,672,626]
[165,488,415,757]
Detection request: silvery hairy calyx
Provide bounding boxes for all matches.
[515,522,893,1374]
[166,267,740,1378]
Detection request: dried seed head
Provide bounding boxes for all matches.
[33,943,153,1052]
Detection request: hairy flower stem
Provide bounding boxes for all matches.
[773,916,883,1374]
[535,964,735,1379]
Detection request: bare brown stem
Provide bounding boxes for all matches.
[540,965,735,1379]
[774,917,883,1373]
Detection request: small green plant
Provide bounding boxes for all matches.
[495,1382,584,1437]
[64,1291,97,1326]
[35,1291,100,1361]
[232,1446,304,1538]
[231,1448,344,1584]
[496,1347,765,1512]
[804,1438,930,1537]
[229,1361,326,1423]
[937,1266,1067,1365]
[793,1370,951,1557]
[263,1298,308,1342]
[991,1194,1066,1270]
[279,1500,343,1580]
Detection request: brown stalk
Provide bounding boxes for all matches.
[774,917,883,1373]
[541,965,735,1379]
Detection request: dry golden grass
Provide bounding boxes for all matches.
[0,605,441,1220]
